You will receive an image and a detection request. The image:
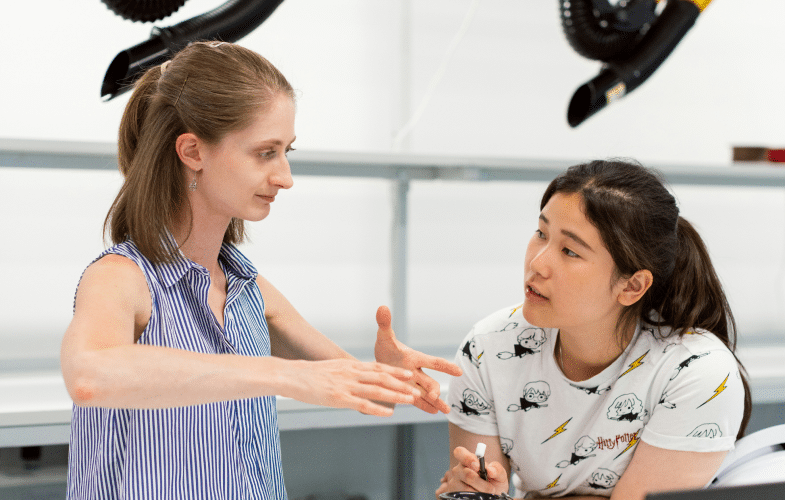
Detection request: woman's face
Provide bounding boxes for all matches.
[522,192,627,333]
[196,93,296,223]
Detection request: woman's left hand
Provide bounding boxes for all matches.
[374,305,463,414]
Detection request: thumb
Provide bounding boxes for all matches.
[376,305,393,331]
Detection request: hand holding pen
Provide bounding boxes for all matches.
[435,444,511,498]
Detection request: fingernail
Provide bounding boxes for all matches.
[411,388,421,397]
[404,370,413,377]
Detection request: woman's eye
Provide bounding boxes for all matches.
[535,229,545,239]
[285,147,296,156]
[563,248,579,258]
[259,150,275,159]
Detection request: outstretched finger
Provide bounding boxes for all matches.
[364,361,414,381]
[352,378,421,405]
[357,367,418,394]
[413,352,463,377]
[349,395,396,417]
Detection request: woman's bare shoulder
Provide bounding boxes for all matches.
[75,253,151,326]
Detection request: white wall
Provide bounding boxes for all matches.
[2,0,785,360]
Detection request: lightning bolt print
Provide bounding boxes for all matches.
[697,373,729,408]
[508,304,523,317]
[614,431,640,459]
[542,418,572,444]
[545,474,562,489]
[618,350,649,379]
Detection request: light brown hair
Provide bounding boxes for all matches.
[541,159,751,438]
[104,41,295,263]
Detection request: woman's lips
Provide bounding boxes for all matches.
[526,284,549,301]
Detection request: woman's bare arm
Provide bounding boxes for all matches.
[60,254,417,414]
[609,440,727,500]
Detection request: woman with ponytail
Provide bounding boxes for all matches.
[60,41,460,500]
[439,159,750,499]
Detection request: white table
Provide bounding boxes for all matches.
[2,346,784,448]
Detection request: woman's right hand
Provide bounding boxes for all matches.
[435,446,510,498]
[282,358,420,416]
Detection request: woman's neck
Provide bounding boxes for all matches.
[557,320,636,382]
[171,207,231,278]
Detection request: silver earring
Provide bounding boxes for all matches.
[189,176,197,191]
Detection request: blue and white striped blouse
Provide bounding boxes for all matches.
[67,239,287,500]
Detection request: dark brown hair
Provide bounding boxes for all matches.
[541,159,751,438]
[104,41,296,263]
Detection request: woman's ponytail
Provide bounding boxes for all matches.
[657,217,751,438]
[658,217,732,340]
[116,67,161,177]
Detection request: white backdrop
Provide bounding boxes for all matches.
[2,0,785,361]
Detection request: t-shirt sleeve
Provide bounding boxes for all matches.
[446,328,499,436]
[641,342,745,452]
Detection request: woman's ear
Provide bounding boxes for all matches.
[175,132,203,173]
[618,270,653,307]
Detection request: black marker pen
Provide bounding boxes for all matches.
[475,442,487,481]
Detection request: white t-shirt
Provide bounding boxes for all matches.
[446,304,745,498]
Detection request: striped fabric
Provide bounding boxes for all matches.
[66,239,287,499]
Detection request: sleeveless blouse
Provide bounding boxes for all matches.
[66,239,287,500]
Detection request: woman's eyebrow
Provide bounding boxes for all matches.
[539,213,594,252]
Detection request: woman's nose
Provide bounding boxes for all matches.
[528,245,552,278]
[274,156,294,190]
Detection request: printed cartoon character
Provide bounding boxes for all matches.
[688,423,722,439]
[658,390,676,409]
[498,438,521,473]
[452,389,492,416]
[507,381,550,412]
[606,394,648,422]
[461,338,483,368]
[500,437,514,458]
[556,436,597,468]
[587,468,621,490]
[497,328,547,359]
[670,352,710,380]
[569,382,612,396]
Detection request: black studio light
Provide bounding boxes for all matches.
[561,0,712,127]
[100,0,285,101]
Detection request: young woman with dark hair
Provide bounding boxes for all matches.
[438,159,750,500]
[60,41,461,500]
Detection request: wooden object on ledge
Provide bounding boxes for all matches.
[733,146,785,164]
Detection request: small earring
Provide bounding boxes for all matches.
[188,176,197,191]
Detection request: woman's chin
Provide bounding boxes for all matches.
[522,304,553,328]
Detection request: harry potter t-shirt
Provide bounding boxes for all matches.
[447,304,745,498]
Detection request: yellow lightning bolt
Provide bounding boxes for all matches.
[476,352,483,360]
[618,350,649,378]
[614,431,640,459]
[697,374,729,408]
[509,304,523,317]
[541,418,572,444]
[545,474,562,489]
